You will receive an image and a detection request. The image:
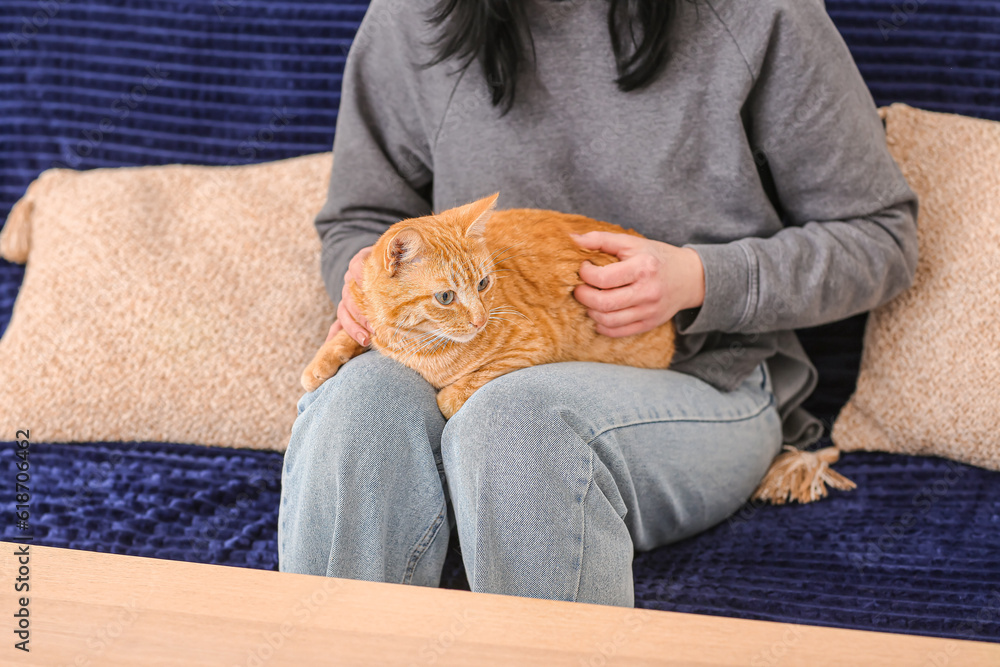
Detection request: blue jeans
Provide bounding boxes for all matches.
[278,351,782,607]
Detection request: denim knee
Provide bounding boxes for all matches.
[280,352,451,582]
[439,369,634,604]
[440,369,600,498]
[288,351,444,468]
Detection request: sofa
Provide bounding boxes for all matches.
[1,0,998,643]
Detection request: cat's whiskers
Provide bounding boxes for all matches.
[388,323,434,348]
[492,253,531,268]
[474,242,527,282]
[398,330,454,366]
[490,305,532,322]
[455,257,480,279]
[452,259,476,279]
[488,243,523,263]
[398,339,436,366]
[492,241,528,257]
[428,336,453,355]
[478,244,516,275]
[392,330,438,355]
[386,322,407,347]
[402,339,446,367]
[395,328,434,344]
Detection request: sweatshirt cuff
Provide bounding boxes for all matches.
[674,241,756,335]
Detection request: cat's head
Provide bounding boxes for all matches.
[363,193,501,345]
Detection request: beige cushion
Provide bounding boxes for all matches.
[0,153,334,450]
[832,103,1000,470]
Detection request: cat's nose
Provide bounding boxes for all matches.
[470,314,486,329]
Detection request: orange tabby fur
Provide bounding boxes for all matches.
[301,193,676,418]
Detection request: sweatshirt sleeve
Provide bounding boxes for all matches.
[676,0,919,336]
[314,0,436,305]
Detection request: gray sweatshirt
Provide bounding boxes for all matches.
[314,0,919,448]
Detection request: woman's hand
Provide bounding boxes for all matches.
[571,232,706,338]
[326,246,374,346]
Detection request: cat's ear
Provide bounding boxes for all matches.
[384,227,423,276]
[463,192,499,239]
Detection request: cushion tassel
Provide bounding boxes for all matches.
[750,445,856,505]
[0,197,32,264]
[0,168,66,264]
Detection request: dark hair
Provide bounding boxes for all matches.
[424,0,684,113]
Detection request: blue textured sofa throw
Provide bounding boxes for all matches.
[1,0,999,644]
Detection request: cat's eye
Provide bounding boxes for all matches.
[477,276,491,291]
[435,290,455,305]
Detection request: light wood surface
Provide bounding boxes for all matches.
[3,543,998,666]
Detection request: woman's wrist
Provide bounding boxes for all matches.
[679,246,706,311]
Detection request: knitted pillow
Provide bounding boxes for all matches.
[832,103,1000,470]
[0,153,335,451]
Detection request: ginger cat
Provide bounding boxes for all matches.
[301,193,676,418]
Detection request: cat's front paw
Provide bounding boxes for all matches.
[436,385,469,420]
[300,332,364,392]
[301,354,344,392]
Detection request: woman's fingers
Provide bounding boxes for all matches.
[595,319,656,339]
[344,292,371,335]
[578,259,635,290]
[338,245,375,347]
[586,304,656,330]
[337,296,371,347]
[572,235,705,338]
[325,320,343,343]
[339,278,372,347]
[574,279,655,313]
[570,231,639,256]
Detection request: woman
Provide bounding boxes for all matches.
[278,0,918,607]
